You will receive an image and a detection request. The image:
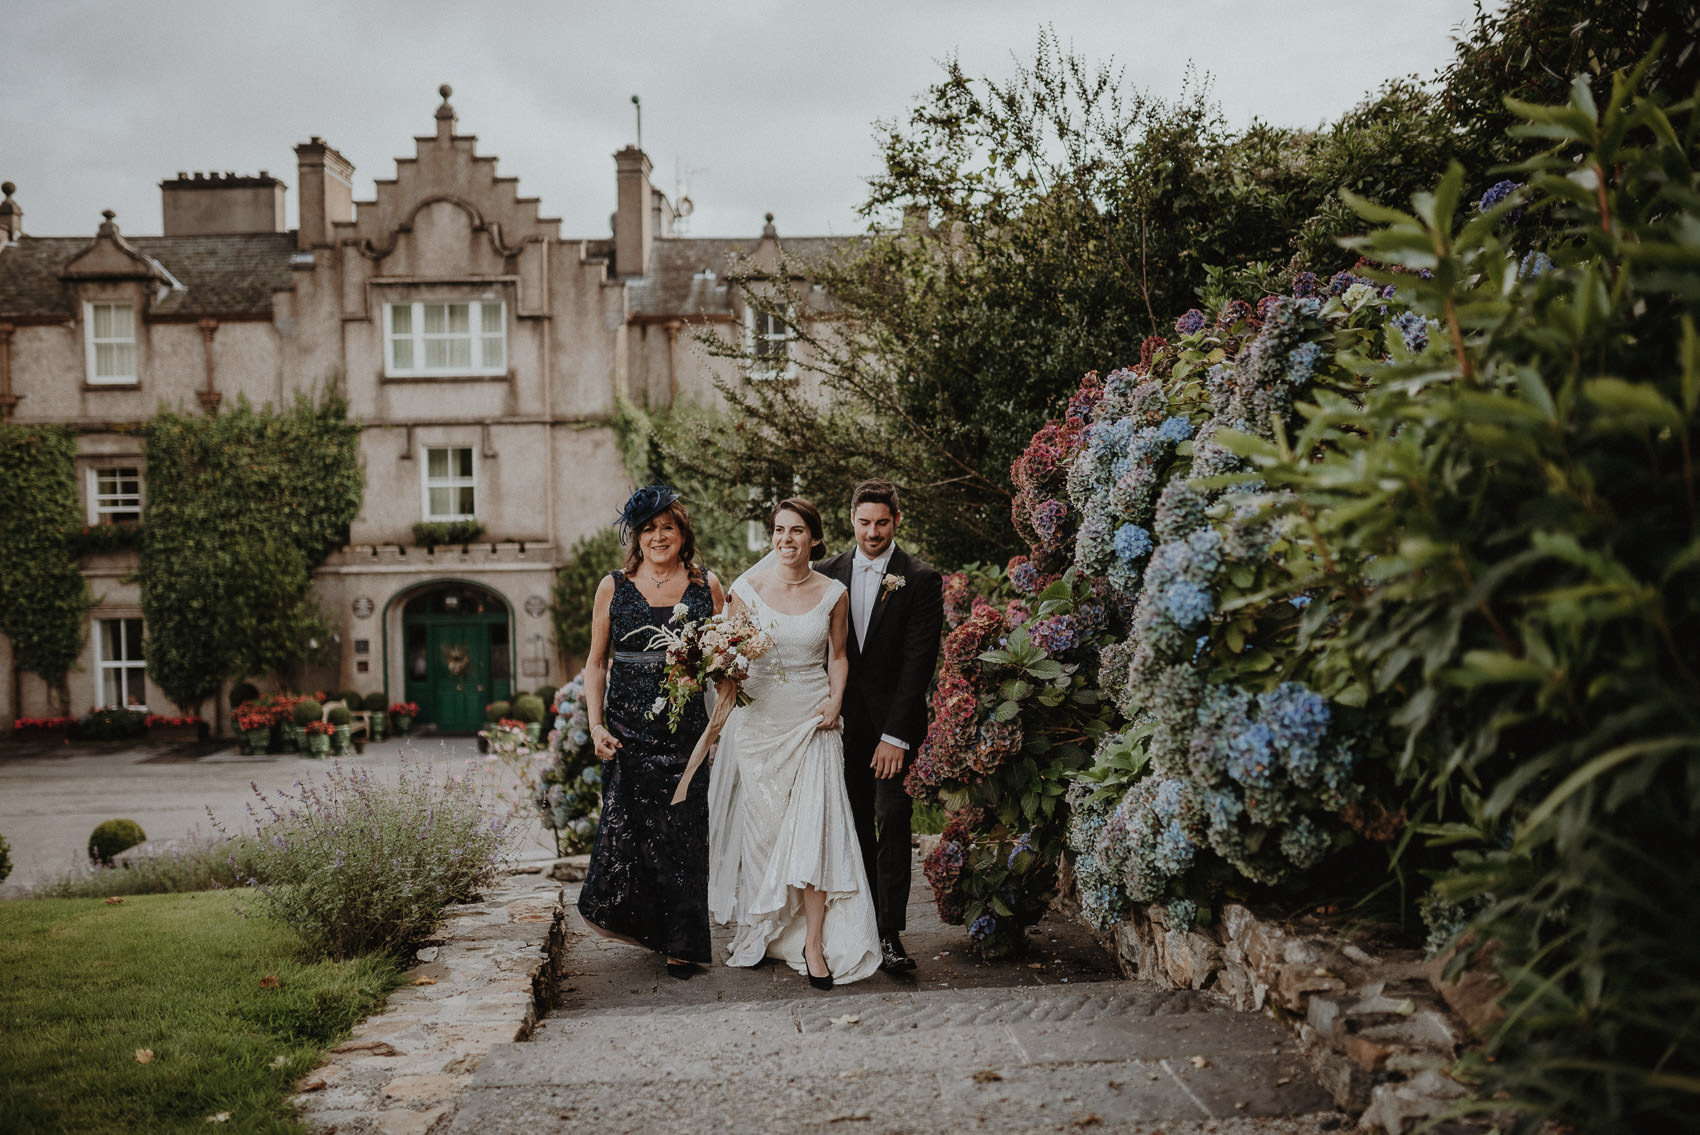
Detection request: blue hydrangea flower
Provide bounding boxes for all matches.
[968,912,998,942]
[1392,310,1429,352]
[1477,179,1524,222]
[1225,721,1276,789]
[1159,580,1213,631]
[1165,897,1199,931]
[1113,524,1153,564]
[1152,819,1196,874]
[1201,789,1243,834]
[1285,342,1323,384]
[1519,251,1554,279]
[1158,415,1194,444]
[1007,830,1038,870]
[1175,308,1207,336]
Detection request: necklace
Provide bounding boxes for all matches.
[775,568,812,586]
[642,565,680,587]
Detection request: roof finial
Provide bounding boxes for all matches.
[99,209,119,236]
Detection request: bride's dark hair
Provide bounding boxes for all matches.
[772,497,827,560]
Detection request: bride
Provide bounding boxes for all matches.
[707,497,882,988]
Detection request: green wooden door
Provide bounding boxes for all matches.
[427,622,491,732]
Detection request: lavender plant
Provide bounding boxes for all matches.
[235,755,511,959]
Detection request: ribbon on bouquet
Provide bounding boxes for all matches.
[670,676,739,805]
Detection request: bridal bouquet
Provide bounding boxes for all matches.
[631,604,775,732]
[626,604,775,805]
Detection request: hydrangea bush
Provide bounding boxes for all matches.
[535,674,602,855]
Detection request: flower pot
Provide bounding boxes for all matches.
[525,722,543,745]
[280,722,300,752]
[307,732,331,757]
[243,728,272,755]
[369,718,387,742]
[392,714,413,735]
[333,724,353,755]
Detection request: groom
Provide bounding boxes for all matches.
[819,479,943,973]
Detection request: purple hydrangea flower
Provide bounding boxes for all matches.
[1392,310,1429,352]
[1175,308,1208,336]
[968,912,999,942]
[1291,271,1318,298]
[1285,342,1323,384]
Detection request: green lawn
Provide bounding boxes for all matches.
[0,891,403,1134]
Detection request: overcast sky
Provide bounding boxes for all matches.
[6,0,1492,242]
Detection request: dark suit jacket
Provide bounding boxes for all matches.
[817,545,944,750]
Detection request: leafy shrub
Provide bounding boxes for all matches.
[66,520,143,555]
[550,527,625,659]
[36,834,264,897]
[0,425,89,687]
[88,819,147,866]
[534,685,557,705]
[1230,69,1700,1134]
[237,757,511,958]
[291,699,323,727]
[72,707,147,742]
[229,681,259,708]
[536,674,601,855]
[510,695,545,724]
[361,692,388,712]
[325,704,351,727]
[0,831,11,884]
[908,569,1117,956]
[483,700,510,722]
[335,689,362,708]
[411,520,484,546]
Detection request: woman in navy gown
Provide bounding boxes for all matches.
[578,485,724,978]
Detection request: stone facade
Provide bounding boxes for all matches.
[0,86,845,732]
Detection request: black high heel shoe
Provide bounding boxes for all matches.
[666,960,698,981]
[806,951,833,991]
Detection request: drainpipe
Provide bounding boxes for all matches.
[196,318,222,413]
[664,320,681,404]
[0,323,18,421]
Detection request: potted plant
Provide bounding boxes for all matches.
[291,697,324,754]
[233,704,274,754]
[479,700,510,753]
[361,692,388,740]
[301,719,334,757]
[12,716,75,744]
[389,701,418,735]
[326,703,353,756]
[145,713,206,744]
[511,694,546,745]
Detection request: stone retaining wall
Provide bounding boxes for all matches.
[1094,900,1502,1134]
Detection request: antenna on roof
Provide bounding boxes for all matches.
[631,94,642,153]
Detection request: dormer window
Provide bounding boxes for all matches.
[385,301,506,377]
[85,301,137,384]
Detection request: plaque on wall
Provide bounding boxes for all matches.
[352,596,375,619]
[523,595,548,618]
[356,660,369,673]
[520,659,549,677]
[354,639,370,655]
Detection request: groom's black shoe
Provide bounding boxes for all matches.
[879,934,917,972]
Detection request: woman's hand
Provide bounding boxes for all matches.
[814,700,841,732]
[591,724,622,760]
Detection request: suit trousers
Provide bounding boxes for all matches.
[841,715,913,934]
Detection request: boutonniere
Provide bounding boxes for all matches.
[879,573,906,601]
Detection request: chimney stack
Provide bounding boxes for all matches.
[160,171,287,236]
[614,146,653,278]
[294,136,354,250]
[0,182,19,241]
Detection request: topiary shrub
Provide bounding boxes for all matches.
[0,831,12,884]
[229,681,259,708]
[510,695,545,724]
[335,689,362,708]
[291,699,323,727]
[88,819,147,866]
[361,692,387,712]
[483,700,510,722]
[325,703,351,727]
[534,685,558,706]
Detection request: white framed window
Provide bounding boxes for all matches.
[747,305,793,378]
[85,301,138,384]
[422,446,476,520]
[87,466,142,524]
[97,617,147,709]
[385,301,506,377]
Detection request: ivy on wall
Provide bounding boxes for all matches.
[0,424,90,700]
[140,394,363,710]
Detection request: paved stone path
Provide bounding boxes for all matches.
[450,866,1345,1135]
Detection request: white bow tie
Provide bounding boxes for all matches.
[858,562,882,573]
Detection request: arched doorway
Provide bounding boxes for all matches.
[398,582,513,732]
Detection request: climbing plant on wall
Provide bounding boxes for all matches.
[140,394,363,711]
[0,424,90,703]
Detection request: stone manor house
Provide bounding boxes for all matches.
[0,86,839,734]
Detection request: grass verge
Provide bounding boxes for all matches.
[0,891,403,1134]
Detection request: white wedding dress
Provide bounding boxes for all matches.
[707,574,882,984]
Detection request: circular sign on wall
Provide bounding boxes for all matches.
[352,596,375,619]
[524,595,548,618]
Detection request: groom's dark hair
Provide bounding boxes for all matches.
[850,479,901,516]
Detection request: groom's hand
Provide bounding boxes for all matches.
[871,740,906,780]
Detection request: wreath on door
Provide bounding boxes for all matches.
[441,643,471,676]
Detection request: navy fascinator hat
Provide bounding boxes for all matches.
[615,484,682,543]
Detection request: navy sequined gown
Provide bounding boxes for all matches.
[577,571,713,963]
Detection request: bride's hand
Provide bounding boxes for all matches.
[815,701,841,732]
